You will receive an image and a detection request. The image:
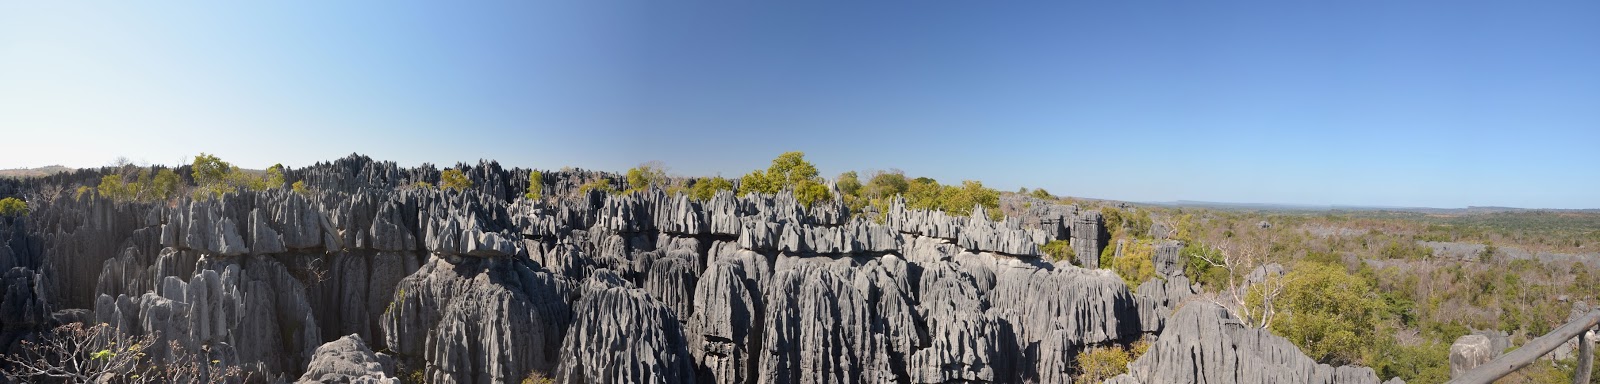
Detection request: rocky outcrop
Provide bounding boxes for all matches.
[382,255,574,383]
[1071,211,1107,268]
[557,277,697,384]
[1112,302,1383,384]
[1450,334,1495,378]
[298,334,399,384]
[685,260,761,384]
[8,155,1398,384]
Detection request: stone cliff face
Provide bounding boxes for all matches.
[0,154,1389,383]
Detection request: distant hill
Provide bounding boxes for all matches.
[0,165,73,179]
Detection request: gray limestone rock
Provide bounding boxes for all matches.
[557,282,697,384]
[1114,301,1383,384]
[685,261,760,384]
[1450,334,1495,379]
[298,334,399,384]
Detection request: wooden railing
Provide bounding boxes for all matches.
[1446,309,1600,384]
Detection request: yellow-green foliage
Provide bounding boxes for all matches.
[1074,346,1131,383]
[292,180,309,194]
[689,176,733,201]
[578,178,615,195]
[863,170,909,200]
[836,171,866,214]
[1267,262,1383,365]
[0,197,27,217]
[410,181,434,189]
[525,170,544,200]
[190,154,283,199]
[1041,240,1075,264]
[624,163,667,194]
[1029,188,1053,200]
[520,371,555,384]
[97,168,183,202]
[1109,240,1156,287]
[440,169,473,191]
[738,152,832,207]
[904,178,1003,221]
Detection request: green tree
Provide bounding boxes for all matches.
[1029,188,1053,200]
[738,152,832,207]
[440,169,473,191]
[0,197,27,217]
[689,176,733,201]
[836,171,862,198]
[1269,262,1383,365]
[863,170,909,200]
[525,170,544,200]
[292,180,309,194]
[191,153,231,188]
[151,169,181,201]
[625,162,667,193]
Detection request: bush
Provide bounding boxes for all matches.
[738,152,832,207]
[1110,240,1156,287]
[578,178,615,195]
[97,167,184,202]
[1041,240,1075,264]
[525,170,544,200]
[1269,263,1383,365]
[190,153,283,198]
[624,163,667,193]
[689,176,733,201]
[1029,188,1053,200]
[1074,345,1131,382]
[292,180,309,194]
[0,197,26,217]
[440,169,473,191]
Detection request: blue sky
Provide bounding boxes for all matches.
[1,1,1596,208]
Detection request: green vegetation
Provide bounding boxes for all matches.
[0,197,26,217]
[688,176,734,201]
[1106,239,1156,287]
[292,180,309,194]
[1040,240,1074,264]
[578,178,616,195]
[188,153,285,199]
[738,151,832,207]
[525,170,544,200]
[1074,346,1130,382]
[1073,337,1150,383]
[1266,262,1383,365]
[1029,188,1053,200]
[624,163,667,194]
[520,371,555,384]
[439,169,473,191]
[410,181,434,189]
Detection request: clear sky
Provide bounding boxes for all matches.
[2,1,1596,208]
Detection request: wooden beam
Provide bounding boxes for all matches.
[1447,309,1600,384]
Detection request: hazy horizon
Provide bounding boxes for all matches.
[2,1,1597,209]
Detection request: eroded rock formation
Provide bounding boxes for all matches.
[0,154,1390,383]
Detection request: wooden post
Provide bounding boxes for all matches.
[1577,330,1594,384]
[1448,309,1600,384]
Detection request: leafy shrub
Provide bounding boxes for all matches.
[1074,345,1131,382]
[440,169,473,191]
[1029,188,1053,200]
[738,152,832,207]
[0,197,26,217]
[525,170,544,200]
[520,371,555,384]
[624,163,667,193]
[1110,240,1156,287]
[689,176,733,201]
[1269,262,1383,365]
[578,178,615,195]
[1041,240,1075,264]
[292,180,309,194]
